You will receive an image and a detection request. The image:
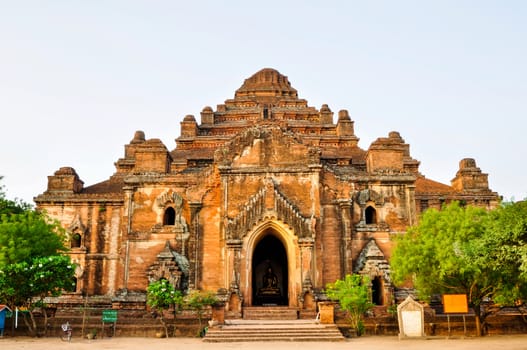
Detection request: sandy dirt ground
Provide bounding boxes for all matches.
[1,335,527,350]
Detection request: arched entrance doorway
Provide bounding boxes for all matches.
[252,233,288,305]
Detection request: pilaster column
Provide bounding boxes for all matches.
[226,239,243,293]
[406,184,416,226]
[298,237,314,289]
[337,199,353,275]
[123,185,135,291]
[189,202,202,290]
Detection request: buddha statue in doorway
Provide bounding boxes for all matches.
[259,266,280,296]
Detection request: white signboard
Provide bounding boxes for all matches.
[397,296,425,339]
[401,310,422,337]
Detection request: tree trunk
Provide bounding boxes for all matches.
[22,312,38,337]
[475,313,482,336]
[172,306,177,337]
[474,304,483,336]
[42,309,48,337]
[160,315,168,338]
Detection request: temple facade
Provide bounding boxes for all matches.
[35,68,499,314]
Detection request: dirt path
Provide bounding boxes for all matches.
[2,335,527,350]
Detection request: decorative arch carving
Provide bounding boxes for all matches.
[354,239,393,305]
[155,191,188,231]
[356,189,384,206]
[147,241,188,291]
[156,191,183,209]
[67,214,86,249]
[225,179,314,240]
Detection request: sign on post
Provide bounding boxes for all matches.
[442,294,468,337]
[101,309,117,338]
[443,294,468,313]
[102,309,118,323]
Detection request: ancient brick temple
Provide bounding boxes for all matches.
[35,68,499,314]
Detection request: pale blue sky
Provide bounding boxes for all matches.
[1,1,526,203]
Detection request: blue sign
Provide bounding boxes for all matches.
[0,309,6,336]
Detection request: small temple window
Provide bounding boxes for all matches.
[365,206,377,224]
[66,277,77,293]
[71,233,82,248]
[163,207,176,225]
[263,107,269,119]
[420,200,429,213]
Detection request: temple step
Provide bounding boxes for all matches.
[203,319,345,342]
[242,306,298,320]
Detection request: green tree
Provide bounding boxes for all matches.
[0,178,75,336]
[325,274,373,336]
[184,290,218,336]
[463,201,527,322]
[391,201,527,336]
[0,255,76,336]
[146,279,183,338]
[0,210,68,266]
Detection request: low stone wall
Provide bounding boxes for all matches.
[335,309,527,337]
[1,308,211,338]
[3,305,526,339]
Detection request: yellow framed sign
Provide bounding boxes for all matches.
[442,294,468,314]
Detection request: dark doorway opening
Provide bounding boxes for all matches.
[372,276,383,305]
[252,233,288,306]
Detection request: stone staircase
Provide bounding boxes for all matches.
[243,306,299,320]
[203,319,345,342]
